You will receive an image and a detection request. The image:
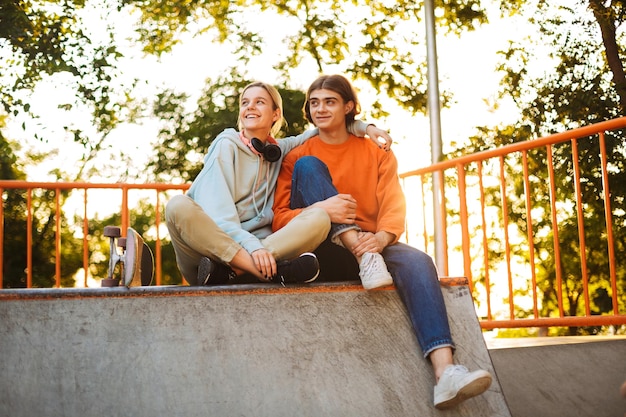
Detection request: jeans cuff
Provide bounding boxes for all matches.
[422,342,456,359]
[331,224,361,246]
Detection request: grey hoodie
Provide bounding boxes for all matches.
[187,122,369,254]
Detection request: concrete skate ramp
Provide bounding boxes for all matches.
[0,279,510,417]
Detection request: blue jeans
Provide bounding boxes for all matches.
[290,156,360,240]
[291,156,455,356]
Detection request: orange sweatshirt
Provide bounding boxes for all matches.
[272,134,406,243]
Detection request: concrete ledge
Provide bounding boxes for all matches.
[0,279,510,417]
[0,280,373,300]
[0,278,474,300]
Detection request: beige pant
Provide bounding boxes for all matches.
[165,195,331,284]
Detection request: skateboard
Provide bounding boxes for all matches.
[102,226,155,287]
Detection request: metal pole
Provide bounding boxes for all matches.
[424,0,446,272]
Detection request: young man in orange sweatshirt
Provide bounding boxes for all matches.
[272,74,492,409]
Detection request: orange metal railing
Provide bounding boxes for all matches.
[0,182,188,288]
[400,117,626,330]
[1,118,625,331]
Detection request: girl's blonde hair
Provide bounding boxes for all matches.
[237,81,286,137]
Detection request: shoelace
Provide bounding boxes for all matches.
[364,254,387,273]
[277,275,286,287]
[203,262,237,285]
[269,271,286,287]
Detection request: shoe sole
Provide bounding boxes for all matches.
[362,276,394,290]
[198,258,213,286]
[301,252,320,283]
[363,279,393,291]
[434,375,492,410]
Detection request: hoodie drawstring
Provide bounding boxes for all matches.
[251,156,270,220]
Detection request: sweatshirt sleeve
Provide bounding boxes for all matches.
[374,150,406,243]
[188,137,264,253]
[347,120,369,137]
[278,121,368,155]
[272,150,303,231]
[278,127,319,155]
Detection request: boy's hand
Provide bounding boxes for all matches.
[311,194,357,223]
[351,231,394,258]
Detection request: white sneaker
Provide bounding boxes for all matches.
[433,364,492,409]
[358,252,393,290]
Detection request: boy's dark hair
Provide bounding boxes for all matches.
[303,74,361,125]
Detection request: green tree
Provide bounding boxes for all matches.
[0,0,142,182]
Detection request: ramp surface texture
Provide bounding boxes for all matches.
[0,281,510,417]
[489,337,626,417]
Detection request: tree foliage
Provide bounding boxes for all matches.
[121,0,492,114]
[0,0,499,183]
[0,0,131,145]
[1,0,496,132]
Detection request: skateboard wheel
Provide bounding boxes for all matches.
[104,226,122,238]
[118,237,127,249]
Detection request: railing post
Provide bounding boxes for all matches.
[0,188,3,288]
[424,0,446,271]
[55,188,61,288]
[599,132,619,315]
[121,187,129,235]
[27,190,32,288]
[457,163,472,290]
[83,189,89,287]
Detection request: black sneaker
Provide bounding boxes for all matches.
[272,252,320,284]
[198,256,236,285]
